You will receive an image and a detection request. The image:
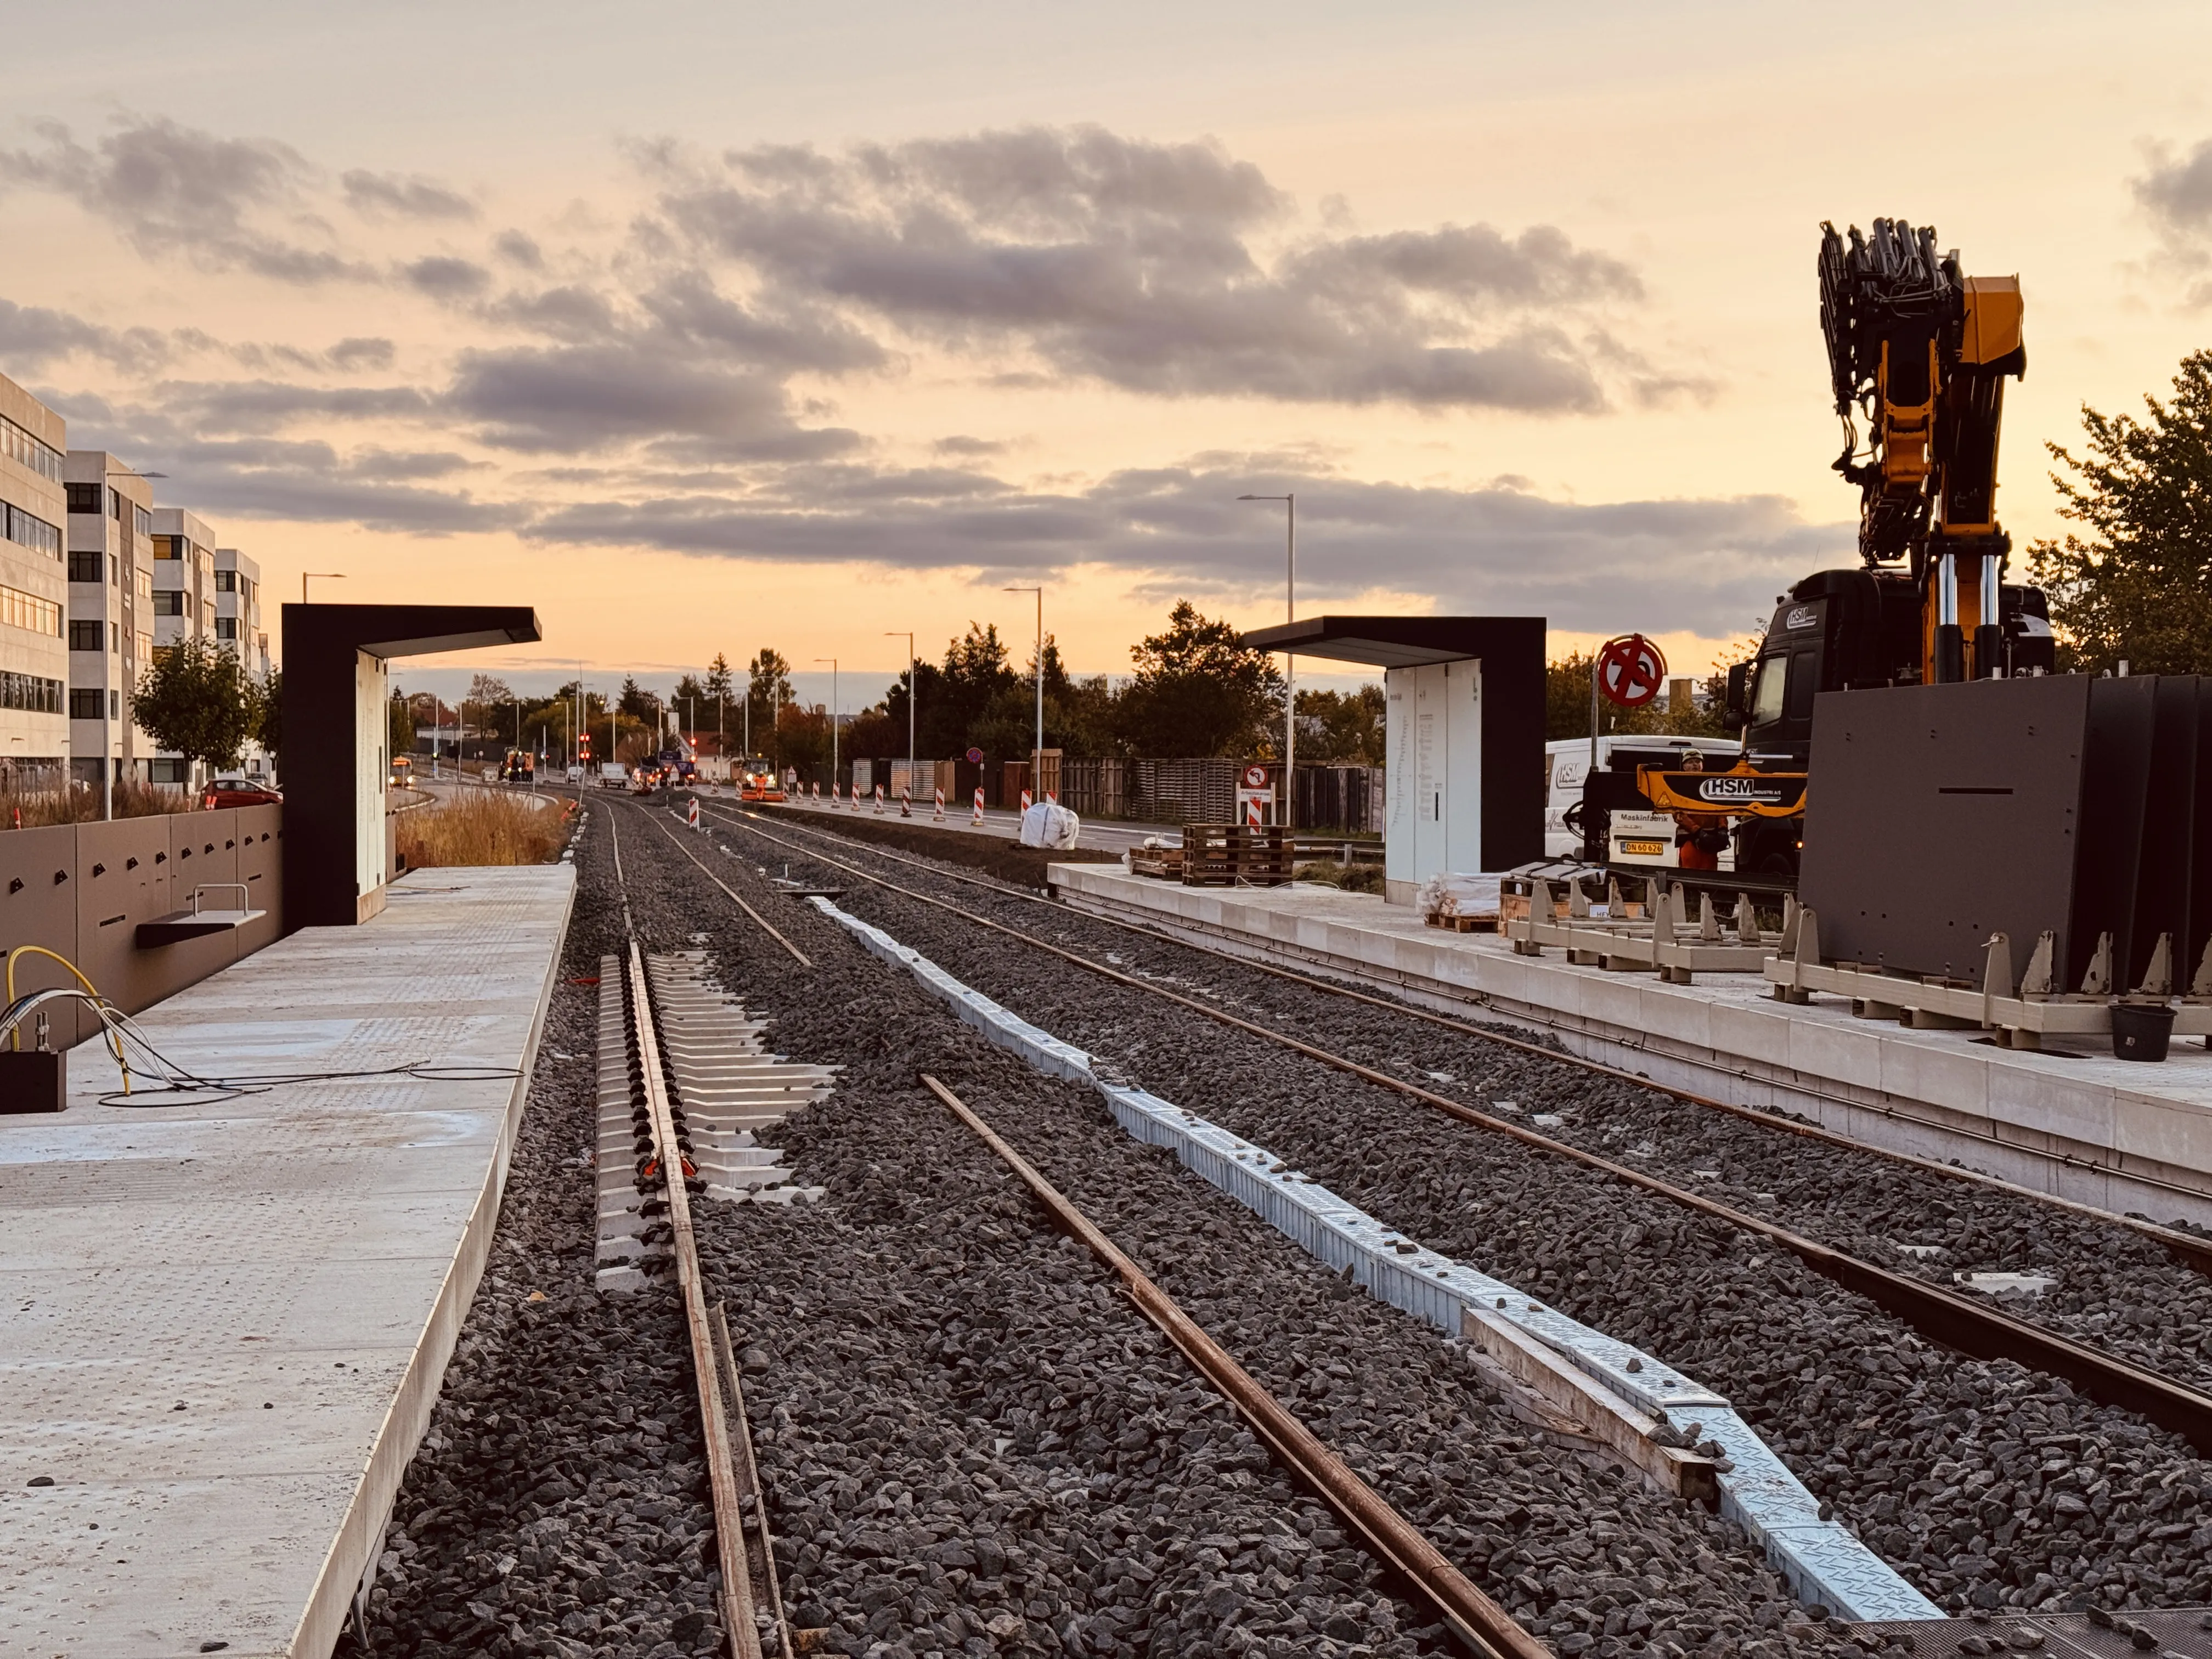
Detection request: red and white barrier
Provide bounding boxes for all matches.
[932,787,945,820]
[810,781,820,801]
[873,784,884,814]
[686,797,701,829]
[971,787,985,824]
[1019,788,1032,815]
[1245,794,1263,828]
[900,787,912,819]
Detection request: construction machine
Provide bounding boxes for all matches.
[1634,219,2056,878]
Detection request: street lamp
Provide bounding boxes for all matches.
[302,571,345,604]
[885,631,915,789]
[815,657,838,789]
[1003,587,1042,802]
[1238,493,1296,828]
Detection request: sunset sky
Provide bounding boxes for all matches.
[8,1,2212,710]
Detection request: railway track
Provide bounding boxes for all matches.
[692,799,2212,1453]
[603,797,1869,1657]
[644,794,2212,1624]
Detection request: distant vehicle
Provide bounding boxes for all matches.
[204,776,282,810]
[629,769,659,796]
[597,763,628,789]
[500,749,536,784]
[390,755,412,786]
[738,768,785,803]
[1545,736,1740,860]
[565,764,585,784]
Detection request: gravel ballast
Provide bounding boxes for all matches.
[607,798,1860,1659]
[696,803,2212,1626]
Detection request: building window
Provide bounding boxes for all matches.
[69,689,103,720]
[68,549,104,583]
[150,758,189,785]
[215,569,236,592]
[65,482,103,515]
[133,505,153,538]
[152,590,184,616]
[0,583,62,636]
[202,602,215,631]
[136,568,151,601]
[135,631,151,662]
[68,619,103,650]
[3,504,60,559]
[111,688,120,718]
[0,415,65,483]
[215,616,238,640]
[2,672,64,713]
[110,489,122,521]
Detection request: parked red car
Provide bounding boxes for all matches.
[204,776,283,809]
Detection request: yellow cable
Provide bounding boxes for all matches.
[5,945,129,1091]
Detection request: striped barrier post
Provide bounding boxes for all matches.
[1246,793,1263,828]
[933,787,945,820]
[1019,788,1032,816]
[900,787,912,818]
[686,797,701,830]
[873,785,884,814]
[972,787,985,825]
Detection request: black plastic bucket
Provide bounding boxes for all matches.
[2112,1002,2177,1062]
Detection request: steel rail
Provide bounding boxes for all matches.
[629,941,765,1659]
[715,801,2212,1277]
[635,803,813,967]
[917,1073,1547,1659]
[712,1302,795,1659]
[697,806,2212,1457]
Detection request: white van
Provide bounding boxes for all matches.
[1544,736,1743,859]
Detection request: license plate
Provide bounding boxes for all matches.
[1618,839,1666,856]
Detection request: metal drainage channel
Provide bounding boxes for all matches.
[698,803,2212,1460]
[714,800,2212,1279]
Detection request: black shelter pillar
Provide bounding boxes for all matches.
[281,604,541,928]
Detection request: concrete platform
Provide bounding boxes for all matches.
[0,864,574,1659]
[1049,864,2212,1228]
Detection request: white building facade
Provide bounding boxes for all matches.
[0,373,68,789]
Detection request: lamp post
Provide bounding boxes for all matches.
[1003,587,1042,802]
[1238,493,1295,827]
[815,657,838,789]
[885,630,915,791]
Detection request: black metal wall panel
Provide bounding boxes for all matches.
[2068,678,2158,990]
[2132,676,2201,992]
[2193,680,2212,992]
[1800,676,2094,983]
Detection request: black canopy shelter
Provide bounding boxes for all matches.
[282,603,541,927]
[1240,614,1545,878]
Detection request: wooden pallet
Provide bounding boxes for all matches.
[1130,846,1185,879]
[1182,823,1296,887]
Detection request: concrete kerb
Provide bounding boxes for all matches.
[805,895,1942,1625]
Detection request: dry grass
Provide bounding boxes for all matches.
[396,786,572,868]
[1,780,199,830]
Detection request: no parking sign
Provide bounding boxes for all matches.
[1596,634,1667,709]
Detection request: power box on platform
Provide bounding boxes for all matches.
[0,1049,66,1113]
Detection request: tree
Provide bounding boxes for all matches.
[257,668,283,762]
[703,653,735,702]
[1296,685,1385,764]
[1115,600,1283,758]
[2029,347,2212,675]
[468,672,513,707]
[388,691,415,762]
[132,640,261,777]
[617,675,655,721]
[1543,638,1756,743]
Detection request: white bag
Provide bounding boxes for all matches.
[1018,801,1081,850]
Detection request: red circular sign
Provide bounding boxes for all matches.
[1596,634,1667,709]
[965,747,984,764]
[1242,764,1269,789]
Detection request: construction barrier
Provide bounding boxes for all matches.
[972,787,985,825]
[933,787,945,820]
[686,797,701,830]
[900,787,912,819]
[1020,788,1032,816]
[873,785,884,814]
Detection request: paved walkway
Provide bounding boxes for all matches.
[0,864,573,1658]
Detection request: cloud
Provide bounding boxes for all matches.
[403,255,493,299]
[441,343,859,456]
[341,168,476,222]
[327,336,397,371]
[0,299,171,373]
[526,458,1839,633]
[492,229,545,268]
[2132,139,2212,306]
[652,125,1655,411]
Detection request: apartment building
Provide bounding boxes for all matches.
[0,373,68,789]
[216,546,273,779]
[64,451,157,790]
